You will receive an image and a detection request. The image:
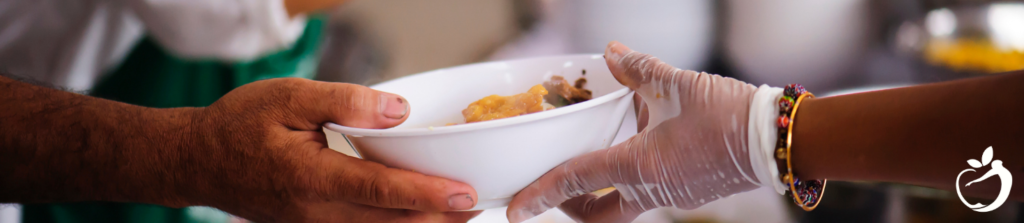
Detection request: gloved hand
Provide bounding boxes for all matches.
[507,41,765,223]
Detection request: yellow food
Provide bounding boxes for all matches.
[924,38,1024,73]
[592,187,616,197]
[462,84,550,123]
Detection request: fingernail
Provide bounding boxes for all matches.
[380,92,408,119]
[605,41,631,63]
[448,194,474,210]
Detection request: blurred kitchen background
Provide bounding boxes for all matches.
[318,1,1024,222]
[3,0,1023,222]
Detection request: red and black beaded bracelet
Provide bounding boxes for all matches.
[775,84,826,211]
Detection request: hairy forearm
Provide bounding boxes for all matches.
[791,70,1024,200]
[0,75,202,207]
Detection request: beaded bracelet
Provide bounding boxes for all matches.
[775,84,826,211]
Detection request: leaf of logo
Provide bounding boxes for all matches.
[968,159,983,168]
[982,146,993,166]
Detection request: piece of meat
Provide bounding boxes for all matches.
[543,75,592,106]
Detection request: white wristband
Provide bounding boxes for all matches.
[747,84,787,195]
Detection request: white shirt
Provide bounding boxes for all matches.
[0,0,307,90]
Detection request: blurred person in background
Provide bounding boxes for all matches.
[0,0,446,222]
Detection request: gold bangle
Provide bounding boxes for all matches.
[781,92,827,211]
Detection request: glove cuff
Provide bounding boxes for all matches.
[747,84,788,195]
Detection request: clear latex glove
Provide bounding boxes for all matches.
[507,41,762,223]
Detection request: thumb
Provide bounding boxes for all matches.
[604,41,697,91]
[289,81,410,129]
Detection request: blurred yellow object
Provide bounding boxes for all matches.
[924,38,1024,73]
[593,187,616,196]
[462,84,550,123]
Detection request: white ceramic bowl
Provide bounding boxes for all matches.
[324,54,633,210]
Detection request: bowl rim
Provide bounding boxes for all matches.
[324,54,633,137]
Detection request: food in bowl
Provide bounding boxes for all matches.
[458,75,593,124]
[324,54,634,210]
[543,75,593,106]
[461,84,551,123]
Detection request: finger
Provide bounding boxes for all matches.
[286,79,410,130]
[506,137,638,223]
[633,93,649,131]
[297,201,405,222]
[632,93,642,119]
[321,204,484,223]
[315,81,409,129]
[316,151,478,212]
[604,41,698,90]
[395,210,485,223]
[433,211,485,223]
[558,191,643,223]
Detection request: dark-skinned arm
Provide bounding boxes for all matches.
[792,70,1024,201]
